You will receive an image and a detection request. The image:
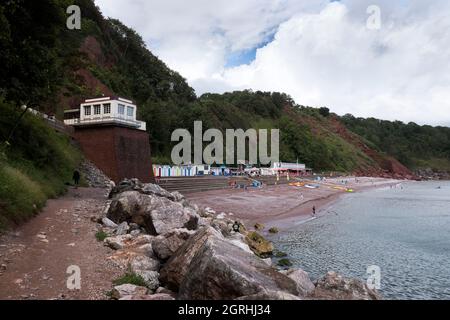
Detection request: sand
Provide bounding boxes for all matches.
[186,177,403,230]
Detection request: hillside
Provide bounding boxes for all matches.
[0,101,83,230]
[1,0,449,180]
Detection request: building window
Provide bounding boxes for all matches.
[127,106,134,117]
[84,105,91,116]
[103,104,111,114]
[94,105,101,115]
[118,104,125,115]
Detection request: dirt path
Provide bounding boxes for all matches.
[0,188,122,300]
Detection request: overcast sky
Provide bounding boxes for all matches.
[95,0,450,126]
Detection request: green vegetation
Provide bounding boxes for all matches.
[0,101,82,230]
[268,227,279,234]
[273,250,288,258]
[113,271,147,288]
[341,115,450,171]
[277,258,293,268]
[95,230,108,242]
[1,0,449,230]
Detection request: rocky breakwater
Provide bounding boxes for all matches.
[96,179,381,300]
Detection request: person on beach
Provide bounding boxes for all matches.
[299,192,304,200]
[72,170,80,189]
[312,206,316,217]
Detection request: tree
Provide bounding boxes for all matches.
[319,107,330,117]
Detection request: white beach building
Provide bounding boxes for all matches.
[64,97,146,131]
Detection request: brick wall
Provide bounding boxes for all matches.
[74,126,154,183]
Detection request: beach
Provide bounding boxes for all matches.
[186,177,403,229]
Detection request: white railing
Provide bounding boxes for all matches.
[64,116,147,131]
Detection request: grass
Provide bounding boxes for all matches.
[113,271,147,288]
[0,101,83,231]
[95,231,109,242]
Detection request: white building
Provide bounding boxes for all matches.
[272,162,306,171]
[64,97,146,131]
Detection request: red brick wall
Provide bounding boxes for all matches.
[74,126,154,183]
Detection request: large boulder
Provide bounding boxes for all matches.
[135,270,160,291]
[160,227,299,300]
[245,231,274,258]
[312,271,382,300]
[107,191,199,235]
[236,290,302,300]
[282,269,315,297]
[109,179,178,202]
[152,228,195,260]
[160,227,218,290]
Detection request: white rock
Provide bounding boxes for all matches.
[111,284,148,300]
[102,217,118,228]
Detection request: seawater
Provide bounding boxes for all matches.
[271,181,450,300]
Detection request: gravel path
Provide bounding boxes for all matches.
[0,188,122,300]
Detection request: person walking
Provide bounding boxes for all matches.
[312,205,316,217]
[72,170,80,189]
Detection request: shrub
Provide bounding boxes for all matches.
[95,231,108,242]
[113,272,147,288]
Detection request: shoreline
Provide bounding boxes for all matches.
[186,177,404,233]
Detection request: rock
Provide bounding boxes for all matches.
[254,223,265,231]
[102,217,118,229]
[104,234,134,250]
[262,258,272,266]
[171,191,185,202]
[129,223,140,231]
[210,219,232,237]
[161,227,299,300]
[151,202,199,235]
[135,270,160,291]
[156,287,176,296]
[277,258,293,268]
[160,227,220,290]
[111,284,148,300]
[245,231,274,258]
[236,290,302,300]
[130,230,141,237]
[130,255,160,273]
[107,191,199,235]
[109,179,177,202]
[312,271,382,300]
[226,232,253,254]
[120,293,175,301]
[79,160,113,188]
[107,235,156,268]
[283,269,315,297]
[268,227,279,234]
[216,212,226,220]
[152,228,195,260]
[116,222,130,235]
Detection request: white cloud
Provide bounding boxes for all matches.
[95,0,450,126]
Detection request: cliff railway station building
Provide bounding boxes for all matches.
[64,97,154,183]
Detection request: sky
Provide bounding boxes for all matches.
[94,0,450,126]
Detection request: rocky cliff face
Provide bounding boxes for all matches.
[95,179,382,300]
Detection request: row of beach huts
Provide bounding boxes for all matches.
[152,162,312,178]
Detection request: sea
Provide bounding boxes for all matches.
[271,181,450,300]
